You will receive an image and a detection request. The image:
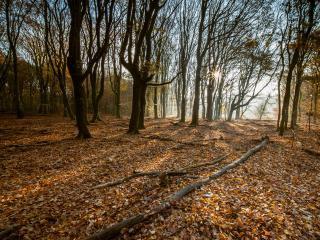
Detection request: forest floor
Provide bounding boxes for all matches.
[1,112,320,240]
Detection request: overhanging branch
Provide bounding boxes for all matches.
[147,71,182,87]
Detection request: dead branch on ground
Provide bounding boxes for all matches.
[0,136,76,150]
[92,154,228,189]
[84,137,269,240]
[178,154,229,171]
[292,130,320,156]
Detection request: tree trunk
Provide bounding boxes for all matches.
[161,86,166,118]
[201,83,206,119]
[215,82,223,120]
[279,53,299,135]
[43,86,48,114]
[227,104,234,122]
[180,69,186,122]
[206,80,213,121]
[128,80,141,134]
[139,83,147,129]
[116,75,121,118]
[146,89,150,117]
[38,87,43,113]
[91,56,105,122]
[235,108,240,120]
[279,0,315,136]
[277,75,281,131]
[176,78,181,118]
[290,70,303,128]
[73,80,91,139]
[191,65,201,125]
[154,88,158,119]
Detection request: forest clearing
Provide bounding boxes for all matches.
[1,112,320,239]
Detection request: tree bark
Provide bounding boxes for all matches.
[128,80,141,134]
[139,83,147,129]
[290,69,303,128]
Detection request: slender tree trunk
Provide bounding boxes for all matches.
[290,70,303,128]
[91,56,105,122]
[176,78,181,118]
[128,80,141,134]
[279,0,315,136]
[215,82,223,120]
[139,83,147,129]
[191,65,201,125]
[146,89,150,117]
[153,73,158,119]
[206,80,213,121]
[277,76,282,131]
[29,81,32,111]
[280,54,300,135]
[39,87,43,113]
[180,69,186,122]
[161,86,166,118]
[116,75,121,118]
[43,86,48,114]
[201,81,206,119]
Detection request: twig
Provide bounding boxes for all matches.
[53,158,62,164]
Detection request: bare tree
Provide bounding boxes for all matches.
[66,0,115,139]
[5,0,35,119]
[279,0,317,136]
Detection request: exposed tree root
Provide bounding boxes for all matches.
[84,137,268,240]
[0,136,76,150]
[292,130,320,156]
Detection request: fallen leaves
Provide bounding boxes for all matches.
[1,115,320,239]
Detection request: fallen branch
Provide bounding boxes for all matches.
[142,135,174,141]
[98,118,108,125]
[170,121,216,129]
[53,158,62,164]
[93,171,193,189]
[93,172,159,189]
[143,134,223,145]
[93,154,227,189]
[0,225,20,240]
[178,154,229,171]
[0,136,75,150]
[292,130,320,156]
[84,137,268,240]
